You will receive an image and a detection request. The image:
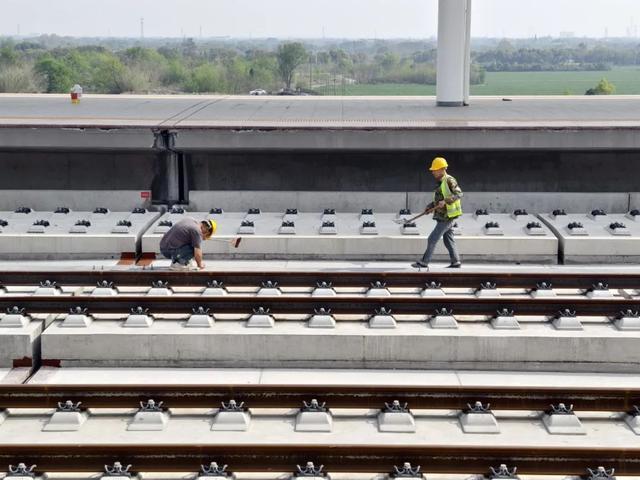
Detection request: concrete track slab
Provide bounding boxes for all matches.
[538,212,640,263]
[408,192,631,217]
[1,259,640,273]
[39,319,640,371]
[0,368,30,384]
[142,212,557,262]
[0,318,43,369]
[0,210,160,259]
[0,412,636,448]
[27,368,640,389]
[192,191,636,217]
[2,258,640,274]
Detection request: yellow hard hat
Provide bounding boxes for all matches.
[429,157,448,171]
[203,219,217,239]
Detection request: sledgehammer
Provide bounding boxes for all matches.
[209,237,242,248]
[392,206,435,225]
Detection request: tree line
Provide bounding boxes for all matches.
[0,36,637,94]
[474,39,640,72]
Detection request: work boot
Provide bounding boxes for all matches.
[170,260,198,271]
[411,261,429,270]
[186,259,199,271]
[447,262,462,269]
[170,262,189,271]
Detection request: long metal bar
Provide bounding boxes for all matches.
[0,444,639,474]
[0,384,638,410]
[1,271,638,289]
[0,295,636,316]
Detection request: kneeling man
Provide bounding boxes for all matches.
[160,217,216,270]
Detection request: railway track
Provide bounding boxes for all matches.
[0,270,638,289]
[1,384,639,409]
[0,295,637,316]
[1,269,638,477]
[1,384,638,475]
[0,444,638,474]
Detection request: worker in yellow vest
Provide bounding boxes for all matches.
[412,156,463,270]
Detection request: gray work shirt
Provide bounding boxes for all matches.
[160,217,202,251]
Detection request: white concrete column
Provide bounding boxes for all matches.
[436,0,472,106]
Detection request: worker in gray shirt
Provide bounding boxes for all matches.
[160,217,217,270]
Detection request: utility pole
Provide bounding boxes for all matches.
[140,17,144,39]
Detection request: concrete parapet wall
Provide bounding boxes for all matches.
[0,150,637,207]
[188,150,640,193]
[0,151,159,190]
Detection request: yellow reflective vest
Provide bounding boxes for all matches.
[433,175,462,219]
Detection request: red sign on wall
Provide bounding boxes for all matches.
[140,191,151,199]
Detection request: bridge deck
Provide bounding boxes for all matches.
[1,94,639,150]
[1,94,639,129]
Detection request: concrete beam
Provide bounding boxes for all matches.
[0,128,155,150]
[174,128,640,151]
[4,126,640,151]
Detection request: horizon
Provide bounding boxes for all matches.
[2,0,640,39]
[3,34,639,41]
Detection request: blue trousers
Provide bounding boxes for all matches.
[421,219,460,264]
[161,244,195,265]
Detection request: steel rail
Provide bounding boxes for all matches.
[0,384,638,410]
[0,270,638,289]
[0,295,637,316]
[0,444,638,474]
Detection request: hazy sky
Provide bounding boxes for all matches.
[2,0,640,39]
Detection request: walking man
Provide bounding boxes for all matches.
[160,217,217,270]
[412,156,463,270]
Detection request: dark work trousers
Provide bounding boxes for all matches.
[420,218,460,264]
[160,244,195,265]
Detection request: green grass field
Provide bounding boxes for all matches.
[340,67,640,96]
